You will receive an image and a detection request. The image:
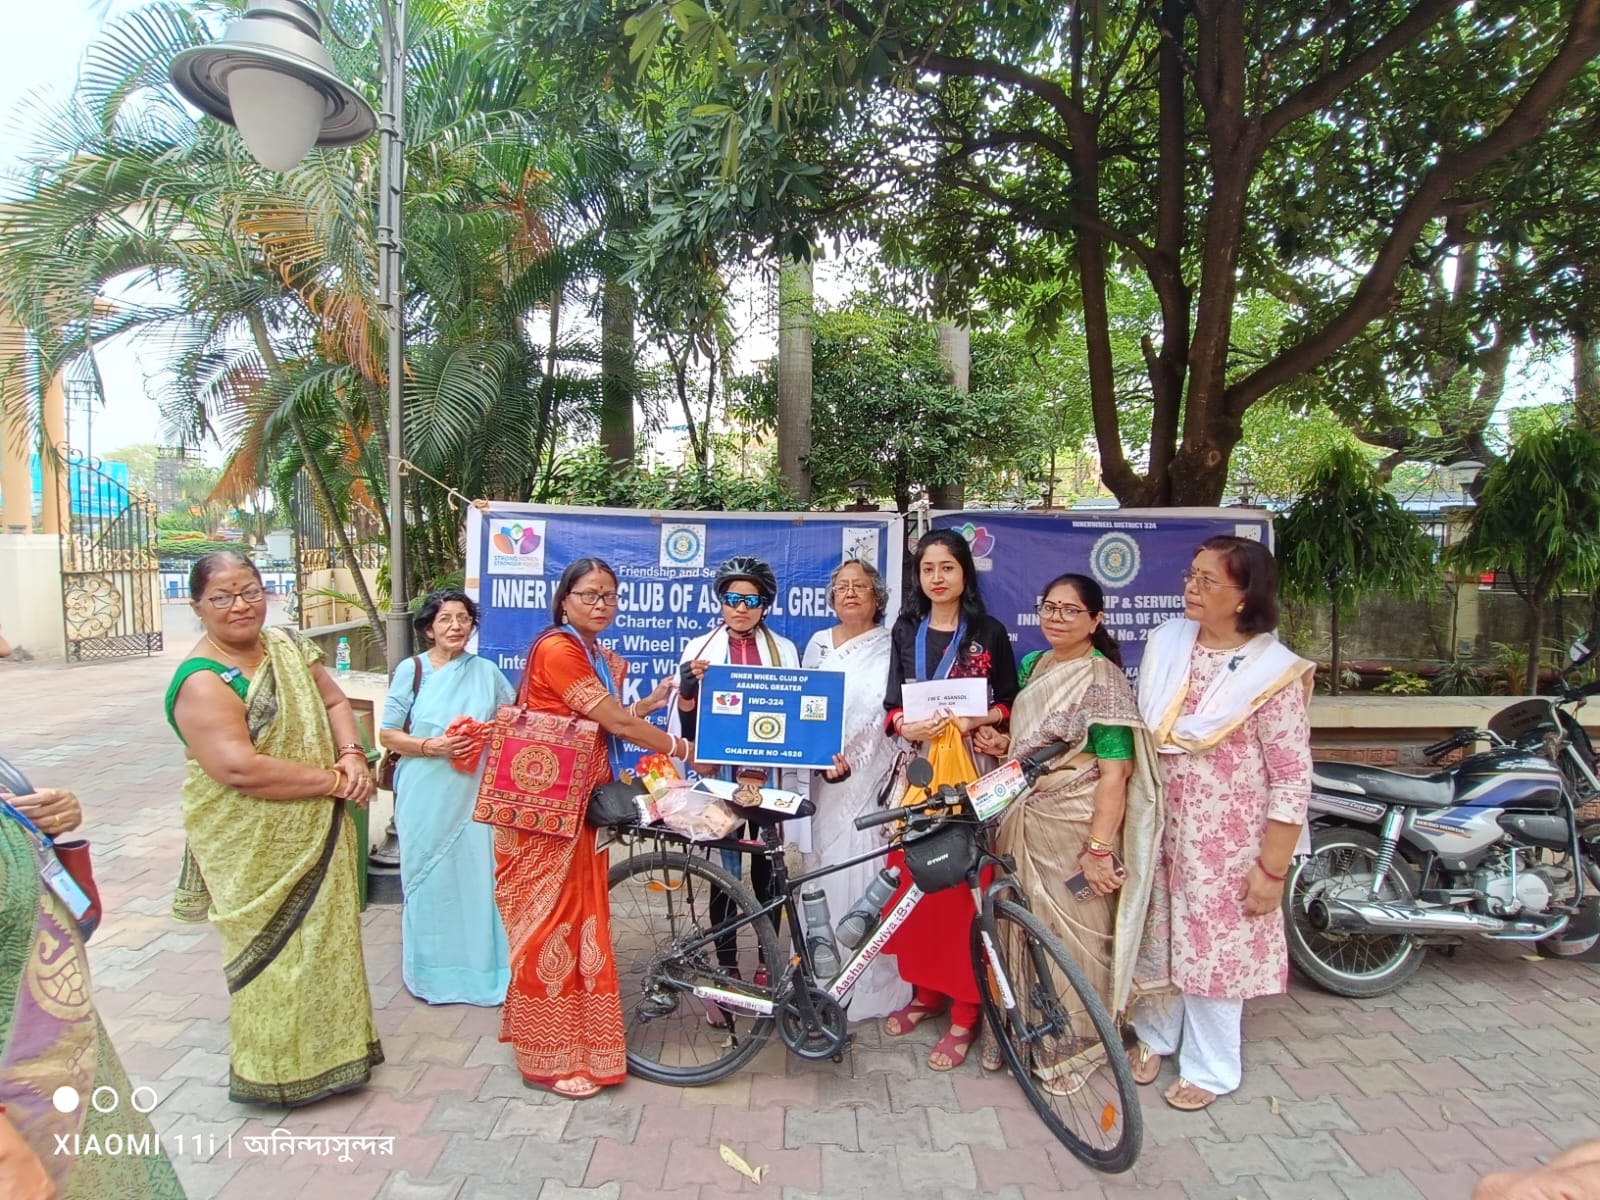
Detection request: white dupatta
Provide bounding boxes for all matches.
[1137,617,1314,756]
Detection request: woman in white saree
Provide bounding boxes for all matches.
[800,559,912,1020]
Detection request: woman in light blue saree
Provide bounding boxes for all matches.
[380,589,515,1006]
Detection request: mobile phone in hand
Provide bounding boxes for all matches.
[1064,853,1125,902]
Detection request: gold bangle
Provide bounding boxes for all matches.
[329,769,343,796]
[1086,836,1115,854]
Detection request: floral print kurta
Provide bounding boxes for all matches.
[1158,643,1311,999]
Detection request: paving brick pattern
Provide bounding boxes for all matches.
[5,647,1599,1199]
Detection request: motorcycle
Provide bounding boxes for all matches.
[1284,636,1600,998]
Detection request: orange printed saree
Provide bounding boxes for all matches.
[495,630,626,1088]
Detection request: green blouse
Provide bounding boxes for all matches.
[1016,649,1135,761]
[164,658,251,743]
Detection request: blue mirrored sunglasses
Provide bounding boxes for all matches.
[720,593,765,609]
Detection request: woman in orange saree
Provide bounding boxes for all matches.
[497,558,679,1098]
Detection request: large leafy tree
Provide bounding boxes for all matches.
[1450,423,1600,693]
[572,0,1600,504]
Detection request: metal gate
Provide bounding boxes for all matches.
[56,452,163,661]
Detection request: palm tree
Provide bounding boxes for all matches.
[0,0,629,640]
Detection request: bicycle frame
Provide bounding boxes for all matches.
[615,810,1020,1032]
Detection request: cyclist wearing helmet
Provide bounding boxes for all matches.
[668,555,800,985]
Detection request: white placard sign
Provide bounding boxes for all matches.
[901,677,989,722]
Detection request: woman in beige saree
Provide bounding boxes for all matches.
[165,552,382,1107]
[975,573,1164,1093]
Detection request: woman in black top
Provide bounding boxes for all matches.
[879,528,1018,1071]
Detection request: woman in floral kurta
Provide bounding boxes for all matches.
[1133,536,1313,1112]
[1161,654,1310,996]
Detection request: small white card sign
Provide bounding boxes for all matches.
[901,677,989,722]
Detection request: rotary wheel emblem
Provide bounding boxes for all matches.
[510,745,560,793]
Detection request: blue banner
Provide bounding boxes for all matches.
[695,664,847,770]
[466,505,904,724]
[930,509,1273,679]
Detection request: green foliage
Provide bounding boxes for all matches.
[1278,446,1439,615]
[600,0,1600,504]
[1230,402,1366,505]
[544,446,797,511]
[1489,641,1532,696]
[157,536,245,559]
[795,298,1052,509]
[1431,657,1489,697]
[1451,426,1600,604]
[1278,443,1437,695]
[1373,670,1430,696]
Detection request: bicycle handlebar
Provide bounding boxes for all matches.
[852,739,1077,832]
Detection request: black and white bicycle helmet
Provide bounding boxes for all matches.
[713,555,778,606]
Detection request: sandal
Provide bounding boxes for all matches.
[979,1034,1004,1073]
[883,996,948,1038]
[1163,1078,1216,1111]
[1037,1060,1100,1097]
[928,1026,974,1072]
[1130,1041,1163,1086]
[526,1075,602,1100]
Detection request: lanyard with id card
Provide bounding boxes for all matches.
[1,798,94,924]
[0,753,96,928]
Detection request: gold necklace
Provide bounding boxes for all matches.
[205,633,265,669]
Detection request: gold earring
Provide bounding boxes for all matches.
[1235,605,1244,613]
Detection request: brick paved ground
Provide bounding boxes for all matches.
[4,645,1600,1199]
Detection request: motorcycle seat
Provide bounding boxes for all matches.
[1311,761,1454,808]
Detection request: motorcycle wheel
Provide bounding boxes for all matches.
[1284,826,1425,998]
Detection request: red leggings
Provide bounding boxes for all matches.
[914,986,981,1031]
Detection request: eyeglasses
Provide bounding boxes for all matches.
[720,593,766,609]
[434,614,474,627]
[1037,601,1088,620]
[202,587,266,609]
[1181,570,1241,593]
[570,590,620,607]
[831,582,871,596]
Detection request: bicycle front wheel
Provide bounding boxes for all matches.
[607,849,780,1086]
[974,896,1142,1173]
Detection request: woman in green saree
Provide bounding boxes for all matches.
[165,551,382,1108]
[0,767,185,1199]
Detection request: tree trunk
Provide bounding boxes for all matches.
[1330,603,1342,696]
[246,310,386,651]
[1526,594,1546,695]
[776,257,813,502]
[600,280,636,462]
[931,317,970,510]
[1577,329,1600,435]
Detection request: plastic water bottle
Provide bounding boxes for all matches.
[800,888,842,980]
[335,636,351,675]
[836,866,902,949]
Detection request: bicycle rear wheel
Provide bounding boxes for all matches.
[607,849,781,1086]
[974,896,1142,1173]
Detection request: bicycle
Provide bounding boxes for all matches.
[599,741,1144,1173]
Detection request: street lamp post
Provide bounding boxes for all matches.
[169,0,412,676]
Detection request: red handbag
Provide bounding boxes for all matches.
[472,704,605,838]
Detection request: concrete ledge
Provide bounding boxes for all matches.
[1310,694,1596,768]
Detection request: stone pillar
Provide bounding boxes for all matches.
[39,370,68,536]
[0,314,32,534]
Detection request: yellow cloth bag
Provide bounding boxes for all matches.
[900,723,979,807]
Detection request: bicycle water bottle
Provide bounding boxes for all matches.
[335,636,351,675]
[836,866,901,949]
[800,887,842,980]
